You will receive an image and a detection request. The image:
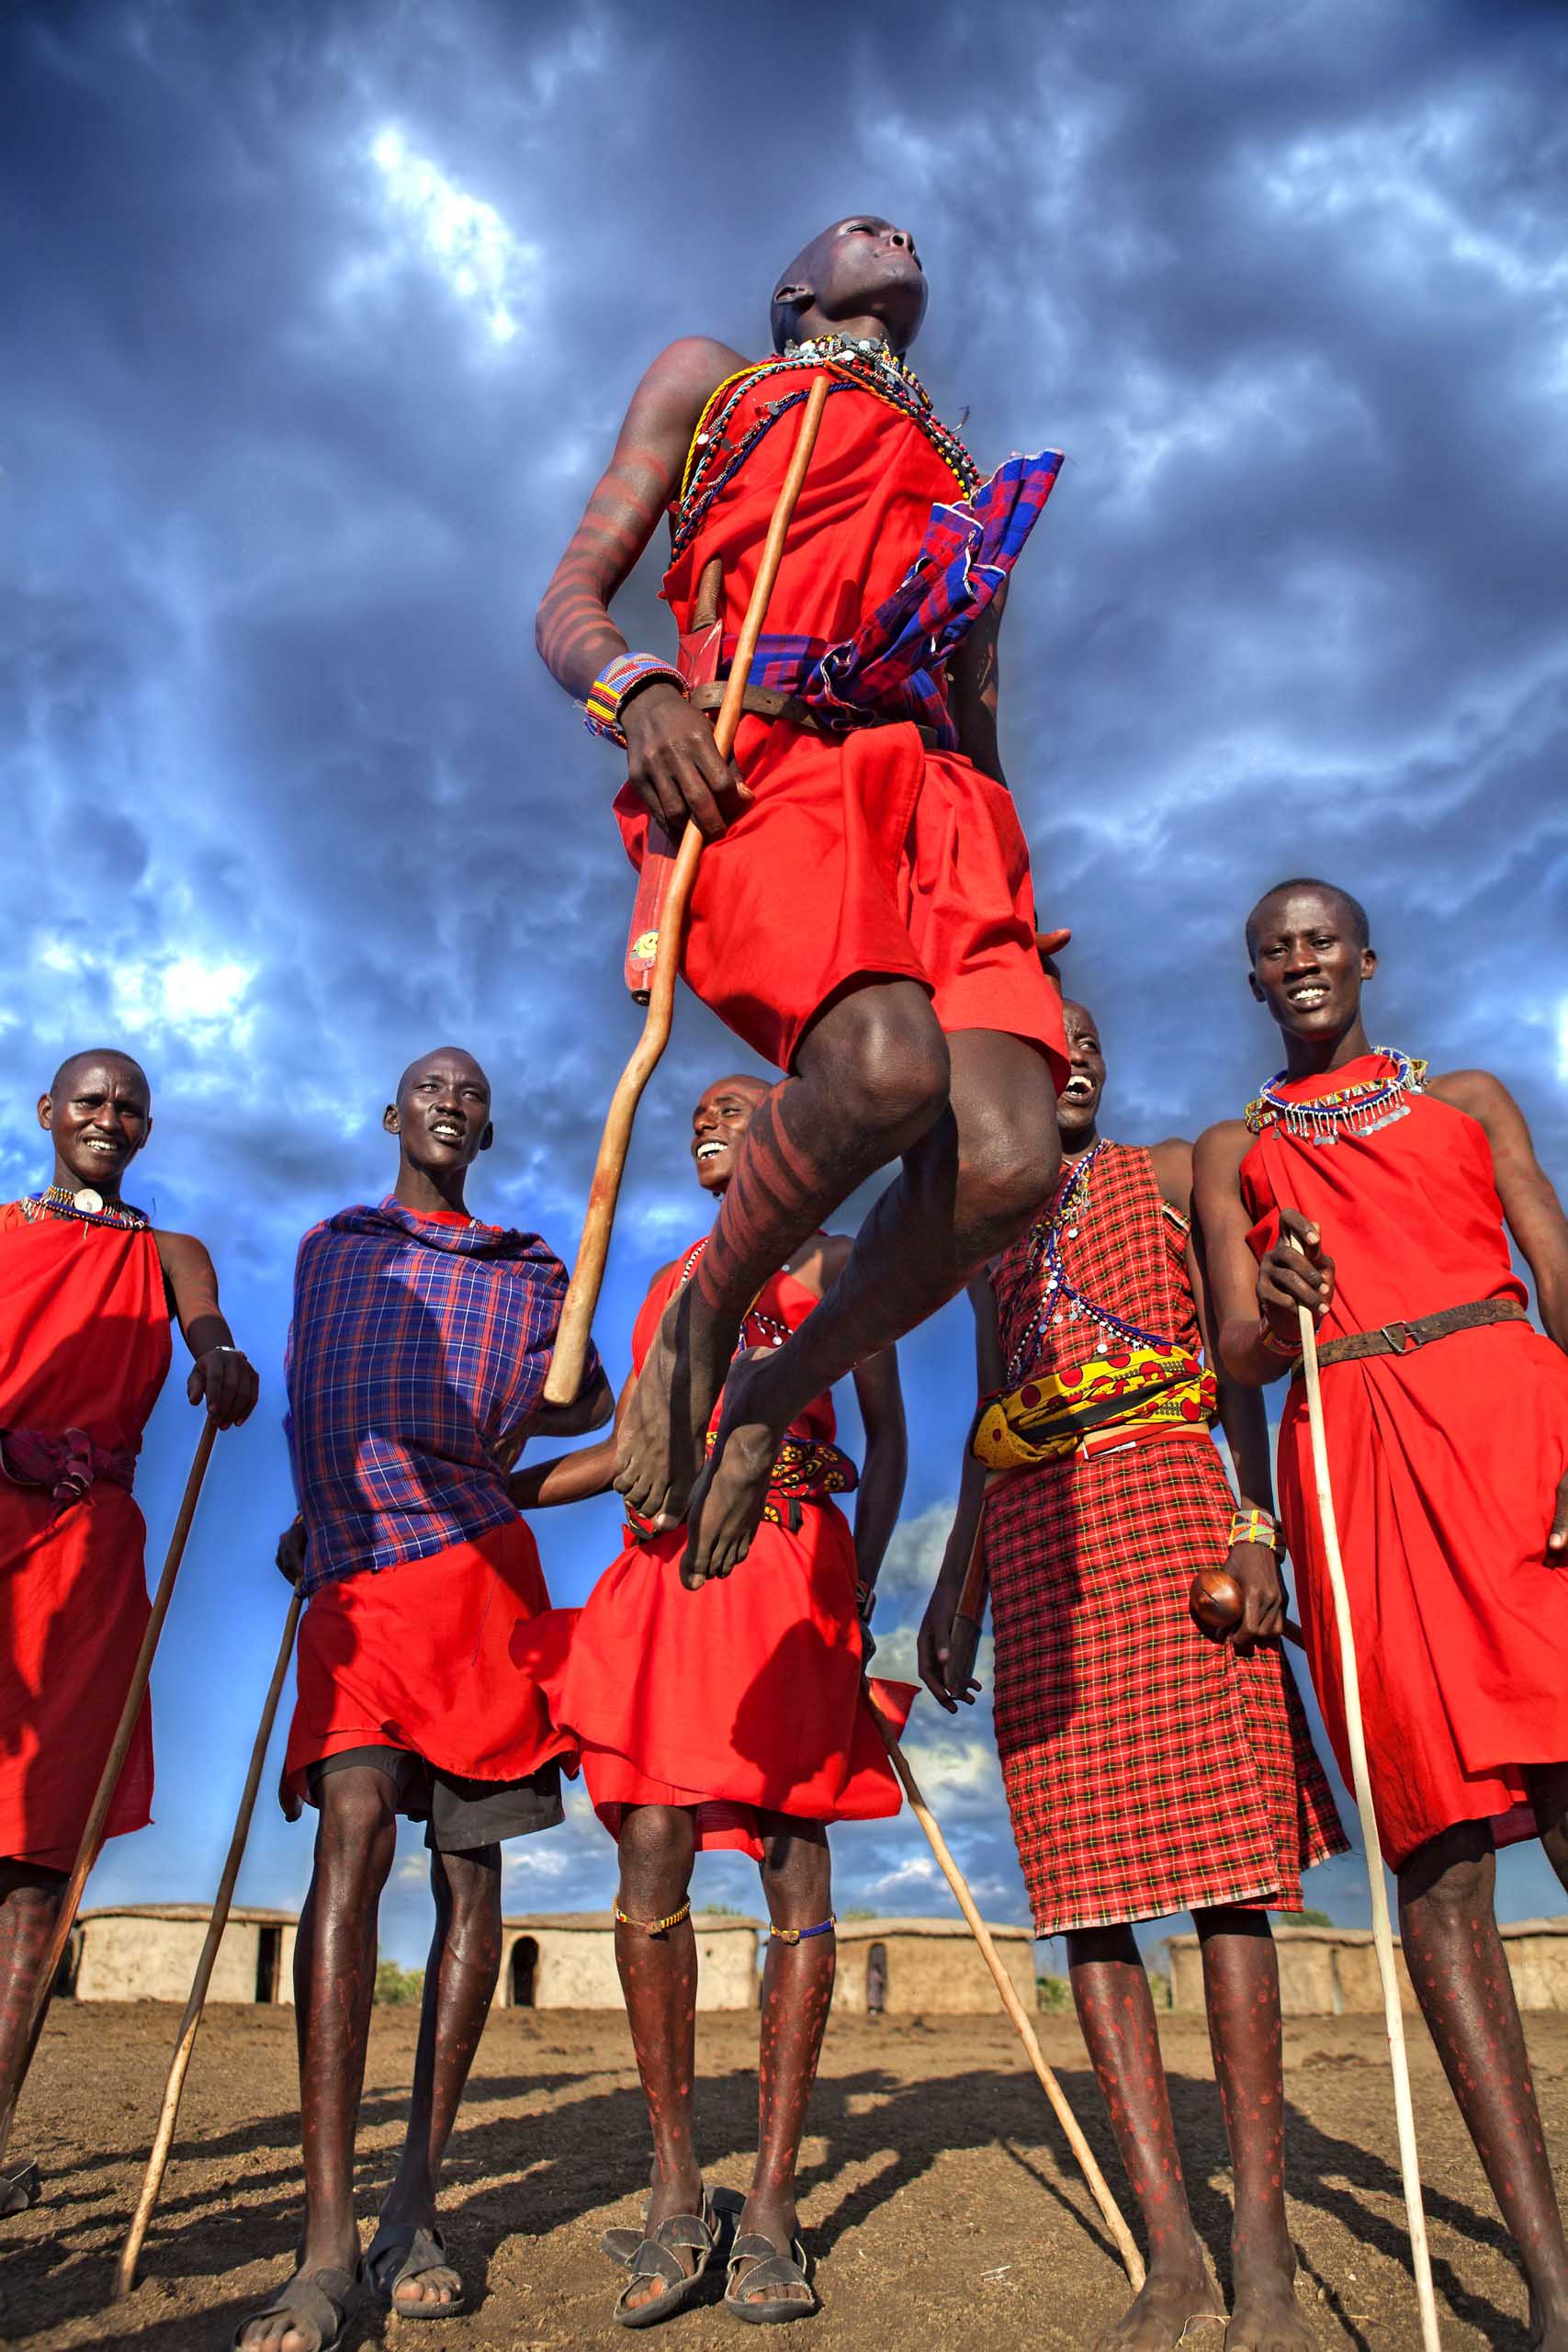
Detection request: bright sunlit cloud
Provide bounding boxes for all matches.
[34,943,256,1049]
[368,125,537,345]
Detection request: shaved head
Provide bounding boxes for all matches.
[1246,878,1371,962]
[47,1047,149,1103]
[396,1046,490,1102]
[712,1071,769,1104]
[770,215,927,354]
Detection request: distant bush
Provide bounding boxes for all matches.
[1036,1973,1071,2012]
[1147,1969,1172,2009]
[840,1907,878,1921]
[1295,1907,1335,1928]
[375,1959,425,2005]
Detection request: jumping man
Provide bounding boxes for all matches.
[1194,879,1568,2352]
[238,1048,610,2352]
[537,216,1068,1587]
[514,1071,909,2325]
[0,1050,257,2204]
[921,985,1343,2352]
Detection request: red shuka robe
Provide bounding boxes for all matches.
[615,368,1067,1087]
[0,1204,173,1871]
[520,1254,913,1860]
[1242,1057,1568,1866]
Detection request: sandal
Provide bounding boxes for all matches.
[614,2192,723,2330]
[231,2263,359,2352]
[366,2222,465,2320]
[604,2186,741,2267]
[0,2160,41,2219]
[724,2233,817,2325]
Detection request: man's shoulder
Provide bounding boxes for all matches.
[1191,1118,1256,1186]
[1426,1067,1512,1122]
[629,336,756,429]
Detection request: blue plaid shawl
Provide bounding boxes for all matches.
[739,449,1064,748]
[285,1197,598,1595]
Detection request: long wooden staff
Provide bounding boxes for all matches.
[0,1419,218,2163]
[869,1701,1145,2291]
[115,1586,302,2297]
[544,371,832,1405]
[1288,1236,1440,2352]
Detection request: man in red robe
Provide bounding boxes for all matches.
[238,1047,610,2352]
[513,1072,909,2324]
[1195,879,1568,2352]
[537,217,1068,1590]
[0,1049,258,2207]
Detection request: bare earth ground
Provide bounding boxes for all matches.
[3,2004,1563,2352]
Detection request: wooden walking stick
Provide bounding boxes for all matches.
[868,1697,1145,2291]
[1287,1234,1441,2352]
[545,370,832,1405]
[116,1586,302,2297]
[0,1418,218,2164]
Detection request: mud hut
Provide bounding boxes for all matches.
[833,1917,1036,2016]
[499,1913,761,2010]
[65,1905,296,2005]
[1168,1917,1568,2016]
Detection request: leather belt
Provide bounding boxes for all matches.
[688,680,938,750]
[1301,1295,1527,1374]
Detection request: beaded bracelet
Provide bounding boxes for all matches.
[1258,1317,1302,1363]
[584,651,686,746]
[1228,1509,1280,1553]
[770,1915,837,1945]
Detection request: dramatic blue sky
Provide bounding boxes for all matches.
[4,0,1566,1965]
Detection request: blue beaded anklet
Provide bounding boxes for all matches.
[769,1915,836,1945]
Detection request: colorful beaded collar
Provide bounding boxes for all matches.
[21,1184,150,1230]
[672,340,979,561]
[1244,1047,1427,1142]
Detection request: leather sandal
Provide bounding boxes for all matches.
[724,2233,817,2325]
[366,2221,465,2320]
[614,2192,722,2329]
[231,2264,359,2352]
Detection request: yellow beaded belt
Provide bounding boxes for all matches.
[970,1344,1217,1473]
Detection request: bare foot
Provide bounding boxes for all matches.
[1226,2248,1314,2349]
[1092,2256,1225,2352]
[619,2162,707,2315]
[615,1284,738,1532]
[681,1352,784,1589]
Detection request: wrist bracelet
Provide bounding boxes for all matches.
[855,1577,876,1624]
[1258,1317,1300,1363]
[1228,1509,1280,1553]
[584,652,686,747]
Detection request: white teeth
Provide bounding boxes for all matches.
[696,1142,724,1160]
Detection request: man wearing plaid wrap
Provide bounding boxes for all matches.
[921,981,1344,2352]
[237,1048,610,2352]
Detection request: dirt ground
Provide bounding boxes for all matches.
[2,2002,1562,2351]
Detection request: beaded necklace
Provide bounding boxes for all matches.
[1244,1046,1427,1144]
[672,342,980,561]
[674,1238,791,1351]
[21,1184,150,1231]
[1005,1141,1168,1386]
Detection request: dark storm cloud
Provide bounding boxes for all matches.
[2,0,1565,1937]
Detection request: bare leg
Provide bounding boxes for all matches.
[1399,1822,1568,2352]
[1193,1905,1311,2350]
[730,1815,834,2310]
[615,1804,702,2313]
[1066,1923,1224,2352]
[374,1843,502,2312]
[0,1861,66,2153]
[1527,1763,1568,1902]
[238,1767,398,2352]
[682,1023,1059,1583]
[616,978,952,1532]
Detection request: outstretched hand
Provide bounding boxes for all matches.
[1258,1205,1335,1351]
[186,1346,259,1428]
[622,683,751,842]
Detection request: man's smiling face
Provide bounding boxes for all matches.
[690,1074,769,1194]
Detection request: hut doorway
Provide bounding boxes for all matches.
[865,1941,887,2016]
[510,1935,539,2008]
[254,1925,284,2004]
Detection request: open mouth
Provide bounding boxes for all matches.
[1284,984,1329,1011]
[695,1141,726,1164]
[1062,1075,1096,1102]
[430,1120,464,1144]
[80,1136,126,1157]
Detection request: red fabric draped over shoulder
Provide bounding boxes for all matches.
[0,1204,173,1870]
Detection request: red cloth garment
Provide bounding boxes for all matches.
[0,1204,173,1871]
[1241,1056,1568,1867]
[282,1517,573,1804]
[518,1254,913,1860]
[986,1147,1345,1935]
[615,369,1067,1086]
